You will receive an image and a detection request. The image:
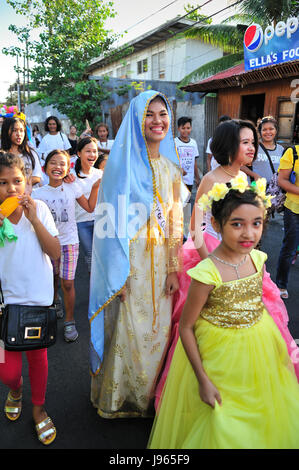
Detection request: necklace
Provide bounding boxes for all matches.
[220,166,239,178]
[209,253,247,279]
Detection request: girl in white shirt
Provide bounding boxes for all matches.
[33,150,101,342]
[0,152,60,445]
[37,116,72,186]
[1,117,43,187]
[73,137,102,272]
[38,116,71,163]
[95,122,114,155]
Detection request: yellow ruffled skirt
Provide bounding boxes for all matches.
[148,311,299,449]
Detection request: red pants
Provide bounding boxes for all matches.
[0,348,48,406]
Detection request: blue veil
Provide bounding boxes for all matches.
[88,90,188,375]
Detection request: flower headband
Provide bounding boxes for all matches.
[197,174,272,212]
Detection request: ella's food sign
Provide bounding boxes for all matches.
[244,17,299,70]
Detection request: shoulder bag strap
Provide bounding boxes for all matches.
[259,143,276,174]
[0,280,5,309]
[291,146,298,169]
[60,132,66,147]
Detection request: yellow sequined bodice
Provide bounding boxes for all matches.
[188,250,267,329]
[200,271,264,328]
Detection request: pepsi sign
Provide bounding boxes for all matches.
[244,24,263,52]
[244,17,299,71]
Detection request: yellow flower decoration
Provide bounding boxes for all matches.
[210,183,229,201]
[263,194,273,209]
[255,178,267,198]
[230,173,248,193]
[197,193,211,211]
[197,174,272,214]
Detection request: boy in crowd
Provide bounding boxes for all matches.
[175,117,200,193]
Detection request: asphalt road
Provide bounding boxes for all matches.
[0,211,298,450]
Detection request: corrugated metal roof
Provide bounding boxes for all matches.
[182,60,299,92]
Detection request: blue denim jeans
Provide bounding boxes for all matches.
[276,207,299,289]
[77,220,94,272]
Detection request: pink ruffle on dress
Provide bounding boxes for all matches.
[155,233,299,409]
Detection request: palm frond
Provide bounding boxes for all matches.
[184,24,243,53]
[178,52,244,88]
[221,13,267,27]
[238,0,297,23]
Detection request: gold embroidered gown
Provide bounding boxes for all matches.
[91,155,183,418]
[148,250,299,448]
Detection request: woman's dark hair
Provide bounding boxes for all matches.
[211,187,264,228]
[1,117,36,170]
[218,115,231,123]
[44,149,70,172]
[95,122,109,139]
[210,119,258,166]
[75,137,98,178]
[150,94,168,109]
[0,150,26,177]
[44,115,62,132]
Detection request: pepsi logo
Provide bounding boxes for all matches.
[244,24,263,52]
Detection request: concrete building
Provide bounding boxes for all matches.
[87,17,223,83]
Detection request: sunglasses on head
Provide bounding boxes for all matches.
[261,116,276,123]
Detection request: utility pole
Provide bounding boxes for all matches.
[26,37,30,102]
[16,55,21,110]
[23,52,26,108]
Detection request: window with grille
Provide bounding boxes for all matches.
[116,64,131,78]
[137,58,148,74]
[152,52,165,80]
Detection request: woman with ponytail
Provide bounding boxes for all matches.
[74,137,103,272]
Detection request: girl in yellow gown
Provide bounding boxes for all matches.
[148,173,299,449]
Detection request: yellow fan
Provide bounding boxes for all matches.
[0,196,19,217]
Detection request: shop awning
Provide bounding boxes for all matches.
[182,60,299,92]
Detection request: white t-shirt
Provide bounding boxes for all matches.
[175,137,199,185]
[33,181,83,245]
[206,137,219,171]
[73,168,103,223]
[252,143,285,183]
[37,132,71,161]
[0,200,58,306]
[97,139,114,152]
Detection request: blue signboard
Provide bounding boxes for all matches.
[244,17,299,71]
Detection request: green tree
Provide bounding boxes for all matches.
[3,0,118,130]
[179,0,299,87]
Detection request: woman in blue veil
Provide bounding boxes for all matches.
[89,90,189,418]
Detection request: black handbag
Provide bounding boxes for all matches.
[0,282,57,351]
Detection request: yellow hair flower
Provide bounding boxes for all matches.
[263,194,273,209]
[210,183,229,201]
[197,193,211,211]
[197,174,272,214]
[255,178,267,198]
[230,173,248,193]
